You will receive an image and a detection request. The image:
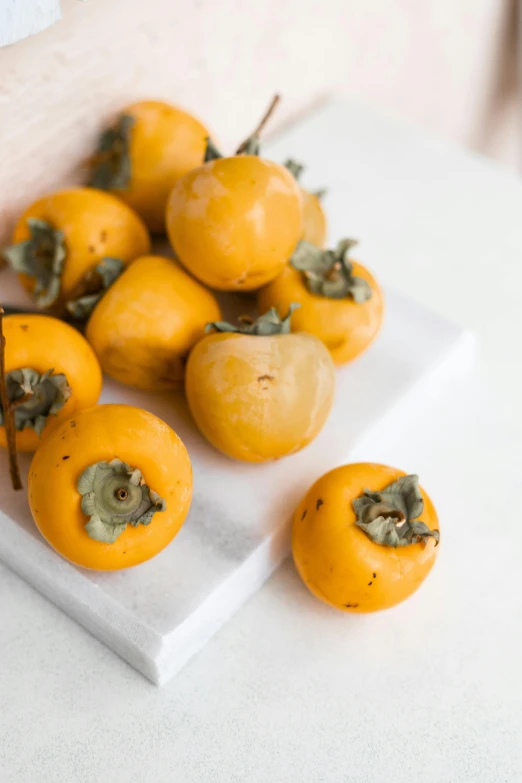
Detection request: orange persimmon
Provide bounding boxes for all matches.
[185,306,336,462]
[85,255,221,391]
[292,463,440,613]
[28,404,192,570]
[0,314,102,452]
[3,188,150,312]
[284,160,327,248]
[166,97,303,291]
[89,101,209,232]
[258,239,383,365]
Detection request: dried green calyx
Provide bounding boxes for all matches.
[284,158,305,180]
[203,134,261,161]
[89,114,135,191]
[0,368,71,435]
[290,238,372,302]
[284,159,326,200]
[3,218,67,308]
[65,257,124,320]
[78,458,166,544]
[206,304,300,336]
[353,475,440,548]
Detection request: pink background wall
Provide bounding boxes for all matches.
[0,0,517,248]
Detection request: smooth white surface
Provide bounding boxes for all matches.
[1,100,521,781]
[0,276,474,684]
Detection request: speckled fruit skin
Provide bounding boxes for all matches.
[0,314,102,452]
[185,330,336,462]
[85,255,222,391]
[166,156,303,291]
[28,404,193,571]
[105,100,209,232]
[11,188,150,305]
[292,463,439,613]
[258,261,384,365]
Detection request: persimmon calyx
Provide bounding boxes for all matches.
[203,135,260,161]
[353,475,440,547]
[3,218,67,308]
[65,257,124,320]
[284,160,326,199]
[206,304,300,336]
[0,368,71,435]
[89,114,135,191]
[204,137,224,162]
[284,158,305,180]
[290,238,372,302]
[78,458,166,544]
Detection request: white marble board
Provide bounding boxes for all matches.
[0,104,476,685]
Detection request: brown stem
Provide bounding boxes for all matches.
[236,94,281,154]
[0,306,23,491]
[325,261,342,282]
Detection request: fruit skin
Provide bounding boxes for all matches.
[301,189,327,248]
[28,404,193,570]
[166,156,303,291]
[257,261,384,365]
[12,188,150,304]
[0,314,102,452]
[85,255,222,391]
[185,331,335,462]
[103,101,209,233]
[292,463,439,613]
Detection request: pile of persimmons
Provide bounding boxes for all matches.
[0,96,439,613]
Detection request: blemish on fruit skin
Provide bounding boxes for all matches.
[88,245,95,253]
[344,603,359,608]
[62,455,70,460]
[316,498,323,510]
[70,420,76,427]
[257,374,274,383]
[373,572,377,578]
[20,324,28,331]
[368,581,373,586]
[99,230,108,242]
[301,509,307,520]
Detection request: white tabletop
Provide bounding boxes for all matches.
[1,100,521,782]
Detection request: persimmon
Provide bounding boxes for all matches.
[3,188,150,314]
[28,404,192,570]
[292,463,440,613]
[185,306,336,462]
[285,159,327,248]
[258,238,384,365]
[89,101,209,232]
[0,314,102,452]
[166,96,303,291]
[85,255,221,391]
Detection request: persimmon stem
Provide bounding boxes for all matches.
[0,306,23,491]
[236,94,281,154]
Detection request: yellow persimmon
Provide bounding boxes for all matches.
[86,255,221,391]
[3,188,150,311]
[166,156,302,291]
[185,306,336,462]
[166,97,302,291]
[284,160,327,248]
[89,101,209,233]
[258,239,384,365]
[0,314,102,453]
[293,463,440,613]
[301,188,327,247]
[28,404,193,570]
